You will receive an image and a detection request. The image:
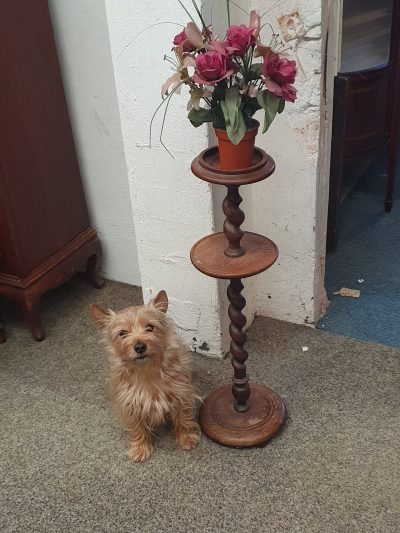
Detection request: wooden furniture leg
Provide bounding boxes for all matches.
[21,298,44,342]
[0,229,103,341]
[0,322,5,343]
[326,75,349,253]
[385,135,398,213]
[85,252,105,289]
[385,0,400,212]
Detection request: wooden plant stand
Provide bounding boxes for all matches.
[190,146,286,447]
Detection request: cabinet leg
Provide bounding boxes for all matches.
[86,254,104,289]
[0,323,6,344]
[384,199,393,213]
[21,299,45,342]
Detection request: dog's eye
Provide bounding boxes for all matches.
[119,330,129,338]
[145,324,154,332]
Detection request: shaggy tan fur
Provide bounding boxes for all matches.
[90,290,200,462]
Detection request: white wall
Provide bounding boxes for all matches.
[252,0,333,324]
[48,0,336,354]
[251,0,328,324]
[104,0,229,356]
[48,0,140,285]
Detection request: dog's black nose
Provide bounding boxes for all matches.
[134,342,147,355]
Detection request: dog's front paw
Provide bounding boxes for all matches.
[128,444,153,462]
[176,428,200,450]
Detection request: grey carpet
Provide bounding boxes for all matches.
[1,278,399,533]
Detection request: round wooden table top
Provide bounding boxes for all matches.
[190,231,279,279]
[191,146,275,186]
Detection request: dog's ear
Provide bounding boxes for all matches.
[149,290,168,313]
[90,304,113,330]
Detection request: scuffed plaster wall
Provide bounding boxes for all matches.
[105,0,228,356]
[203,0,332,326]
[222,0,329,325]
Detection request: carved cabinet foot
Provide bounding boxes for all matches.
[0,323,6,344]
[21,299,45,342]
[86,253,104,289]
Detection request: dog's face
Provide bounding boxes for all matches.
[90,290,169,365]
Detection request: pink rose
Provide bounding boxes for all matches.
[264,78,297,102]
[281,83,297,102]
[263,51,297,102]
[263,52,297,84]
[193,51,235,86]
[173,30,195,52]
[173,23,203,53]
[226,24,255,56]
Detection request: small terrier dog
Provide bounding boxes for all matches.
[90,290,200,462]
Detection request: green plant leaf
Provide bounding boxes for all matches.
[242,95,262,123]
[220,86,246,144]
[256,89,281,133]
[249,63,263,77]
[188,107,213,127]
[226,108,246,144]
[222,86,239,129]
[278,99,285,114]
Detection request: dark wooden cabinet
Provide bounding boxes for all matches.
[0,0,102,341]
[327,0,400,252]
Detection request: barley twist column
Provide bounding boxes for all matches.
[227,278,250,412]
[223,185,245,257]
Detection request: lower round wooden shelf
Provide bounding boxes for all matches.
[200,383,285,447]
[190,231,278,279]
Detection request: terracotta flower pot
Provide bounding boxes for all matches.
[214,120,259,170]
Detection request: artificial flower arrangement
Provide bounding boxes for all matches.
[156,2,297,167]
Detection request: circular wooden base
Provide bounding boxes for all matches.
[199,383,285,448]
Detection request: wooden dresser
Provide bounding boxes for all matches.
[327,0,400,252]
[0,0,102,341]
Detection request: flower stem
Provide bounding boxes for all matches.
[226,0,231,26]
[191,0,207,31]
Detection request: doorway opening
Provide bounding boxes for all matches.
[318,0,400,347]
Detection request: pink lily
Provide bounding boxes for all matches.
[208,39,236,56]
[249,10,261,38]
[187,87,212,111]
[161,47,195,96]
[254,44,273,59]
[185,22,204,50]
[240,83,259,97]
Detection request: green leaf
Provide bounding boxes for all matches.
[188,107,213,127]
[242,95,262,123]
[278,99,285,114]
[222,86,239,129]
[256,90,281,133]
[228,109,246,144]
[249,63,263,77]
[220,86,246,145]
